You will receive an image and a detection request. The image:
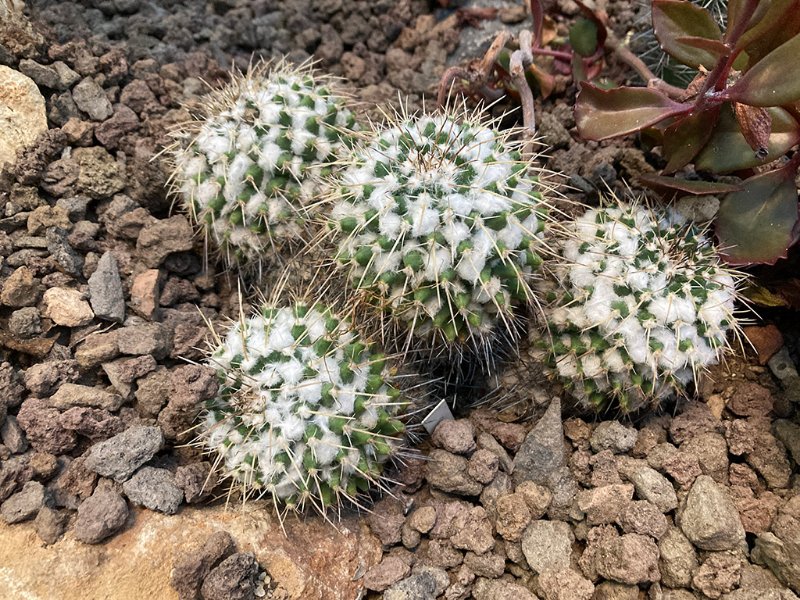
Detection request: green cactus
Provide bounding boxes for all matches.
[169,60,357,275]
[198,301,407,516]
[326,107,553,369]
[536,200,744,413]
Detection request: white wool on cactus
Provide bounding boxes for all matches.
[537,200,744,412]
[169,60,357,273]
[198,302,407,516]
[327,106,555,358]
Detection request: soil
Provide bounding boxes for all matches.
[0,0,798,599]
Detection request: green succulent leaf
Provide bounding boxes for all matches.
[652,0,723,69]
[570,17,599,57]
[575,83,689,140]
[662,107,721,173]
[716,165,800,265]
[695,105,800,173]
[728,34,800,106]
[637,173,741,196]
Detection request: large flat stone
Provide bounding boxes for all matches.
[0,503,382,599]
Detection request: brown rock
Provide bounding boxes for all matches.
[472,577,537,600]
[617,500,669,539]
[75,330,121,369]
[450,506,495,554]
[593,533,660,585]
[23,359,79,396]
[576,484,634,526]
[495,492,532,542]
[692,552,742,598]
[103,355,157,399]
[171,530,235,600]
[367,497,405,547]
[743,325,783,365]
[174,462,217,505]
[516,480,552,519]
[48,455,98,509]
[130,269,162,319]
[426,449,482,496]
[50,383,124,412]
[680,431,729,484]
[16,397,78,454]
[58,406,125,440]
[407,505,436,534]
[158,365,218,440]
[538,568,594,600]
[728,382,774,417]
[746,427,792,490]
[1,266,43,307]
[432,419,476,455]
[670,402,723,445]
[468,448,500,484]
[73,488,129,544]
[363,556,410,592]
[136,216,194,268]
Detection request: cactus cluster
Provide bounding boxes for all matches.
[170,61,357,274]
[327,110,550,356]
[199,302,407,514]
[536,201,740,412]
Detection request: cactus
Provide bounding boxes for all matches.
[326,107,553,370]
[198,301,407,516]
[536,200,743,413]
[169,60,357,275]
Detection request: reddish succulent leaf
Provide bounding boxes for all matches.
[675,36,728,57]
[638,174,741,195]
[662,107,720,173]
[695,106,800,173]
[652,0,723,69]
[575,83,688,140]
[716,166,800,266]
[728,34,800,107]
[736,0,800,65]
[734,103,772,155]
[529,0,544,47]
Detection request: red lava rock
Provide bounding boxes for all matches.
[130,268,162,319]
[728,382,774,417]
[157,365,218,441]
[363,555,411,592]
[170,530,235,600]
[16,397,78,454]
[743,325,784,365]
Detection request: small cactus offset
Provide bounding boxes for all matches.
[198,301,407,516]
[537,200,743,413]
[326,106,552,366]
[169,60,357,275]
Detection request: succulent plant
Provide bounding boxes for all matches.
[537,200,743,413]
[576,0,800,266]
[169,60,357,275]
[326,107,552,368]
[631,0,727,87]
[198,301,407,516]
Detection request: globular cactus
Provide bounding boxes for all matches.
[169,60,357,275]
[198,301,407,516]
[326,107,553,370]
[536,200,743,413]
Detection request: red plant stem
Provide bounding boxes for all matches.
[699,0,759,101]
[531,47,572,61]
